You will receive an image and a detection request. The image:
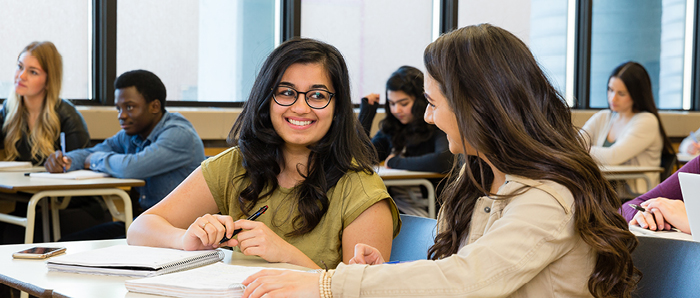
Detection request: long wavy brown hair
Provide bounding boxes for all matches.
[424,24,639,298]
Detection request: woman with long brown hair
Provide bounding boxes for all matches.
[240,24,639,298]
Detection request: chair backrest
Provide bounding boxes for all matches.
[390,214,437,262]
[660,151,678,182]
[631,236,700,297]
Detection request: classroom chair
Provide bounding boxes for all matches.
[631,236,700,297]
[389,214,437,262]
[660,151,679,182]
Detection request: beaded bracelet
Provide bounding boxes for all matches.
[318,261,334,298]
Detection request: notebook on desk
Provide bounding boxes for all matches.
[28,170,109,180]
[677,172,700,241]
[125,262,276,298]
[46,245,225,277]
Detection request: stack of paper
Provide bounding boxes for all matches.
[0,161,32,171]
[29,170,109,180]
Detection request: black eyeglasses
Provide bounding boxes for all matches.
[272,86,334,109]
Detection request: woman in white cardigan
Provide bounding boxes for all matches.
[581,61,674,193]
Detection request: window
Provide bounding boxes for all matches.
[0,0,91,100]
[589,0,688,109]
[458,0,570,98]
[300,0,434,104]
[116,0,276,103]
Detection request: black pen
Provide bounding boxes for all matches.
[628,203,646,213]
[219,205,268,244]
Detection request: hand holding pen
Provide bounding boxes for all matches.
[44,149,73,173]
[220,205,268,244]
[629,202,673,232]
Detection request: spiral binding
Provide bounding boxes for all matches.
[157,249,225,276]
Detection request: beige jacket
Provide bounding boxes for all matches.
[331,175,595,298]
[580,110,662,192]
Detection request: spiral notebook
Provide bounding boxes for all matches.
[126,262,271,298]
[46,245,225,277]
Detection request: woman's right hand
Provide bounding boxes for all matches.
[348,243,385,265]
[182,214,236,250]
[365,93,380,105]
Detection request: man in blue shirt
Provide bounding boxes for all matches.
[45,69,205,240]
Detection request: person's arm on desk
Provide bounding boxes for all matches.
[85,127,199,179]
[126,167,323,269]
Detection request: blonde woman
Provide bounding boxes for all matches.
[1,41,89,165]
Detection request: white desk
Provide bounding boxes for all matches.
[0,172,145,243]
[0,239,308,298]
[599,165,664,193]
[678,153,698,164]
[629,224,694,241]
[376,167,446,219]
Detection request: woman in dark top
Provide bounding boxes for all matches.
[0,41,89,165]
[0,41,95,245]
[359,65,453,173]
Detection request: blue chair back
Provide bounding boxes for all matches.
[390,214,437,262]
[631,236,700,297]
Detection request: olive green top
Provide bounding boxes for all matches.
[201,147,401,268]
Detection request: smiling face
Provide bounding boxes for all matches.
[14,52,47,100]
[607,76,634,115]
[115,86,162,139]
[423,74,475,155]
[270,63,336,151]
[387,90,415,124]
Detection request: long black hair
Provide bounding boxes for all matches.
[379,66,435,152]
[227,38,376,236]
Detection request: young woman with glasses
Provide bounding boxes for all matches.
[240,24,639,298]
[127,38,400,270]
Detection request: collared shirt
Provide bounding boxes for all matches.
[331,175,596,298]
[65,112,205,209]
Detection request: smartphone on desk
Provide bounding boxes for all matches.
[12,246,66,259]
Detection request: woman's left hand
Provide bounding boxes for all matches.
[242,269,320,298]
[233,220,298,264]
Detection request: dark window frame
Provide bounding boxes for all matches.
[0,0,300,107]
[574,0,592,109]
